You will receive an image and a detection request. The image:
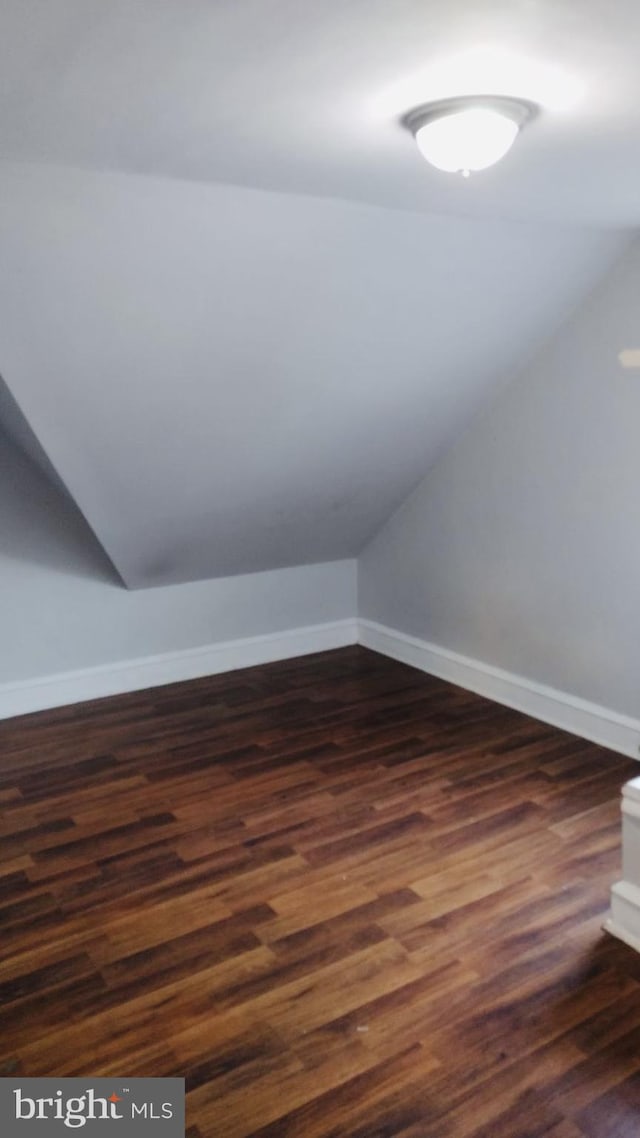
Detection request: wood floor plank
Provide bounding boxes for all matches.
[1,645,638,1136]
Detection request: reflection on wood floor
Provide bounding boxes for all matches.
[1,646,639,1137]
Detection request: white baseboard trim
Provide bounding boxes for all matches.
[605,881,640,955]
[3,614,638,761]
[0,618,358,722]
[358,619,640,760]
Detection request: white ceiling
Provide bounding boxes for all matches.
[0,3,636,588]
[0,0,639,226]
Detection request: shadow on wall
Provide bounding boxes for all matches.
[0,425,123,586]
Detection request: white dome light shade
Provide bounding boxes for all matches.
[405,96,536,176]
[416,108,518,173]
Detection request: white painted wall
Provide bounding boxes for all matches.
[359,237,640,721]
[0,432,355,705]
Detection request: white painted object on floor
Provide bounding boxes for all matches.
[605,777,640,954]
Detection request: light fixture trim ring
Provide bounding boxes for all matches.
[403,94,539,136]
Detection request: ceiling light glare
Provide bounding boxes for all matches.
[370,48,583,121]
[405,96,536,176]
[618,349,640,369]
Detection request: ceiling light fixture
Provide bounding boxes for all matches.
[404,95,537,177]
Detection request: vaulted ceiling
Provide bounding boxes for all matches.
[0,2,635,587]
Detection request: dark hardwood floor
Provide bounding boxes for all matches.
[1,646,639,1136]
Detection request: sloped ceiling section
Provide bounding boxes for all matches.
[0,374,76,504]
[0,161,628,588]
[0,423,122,590]
[0,375,124,587]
